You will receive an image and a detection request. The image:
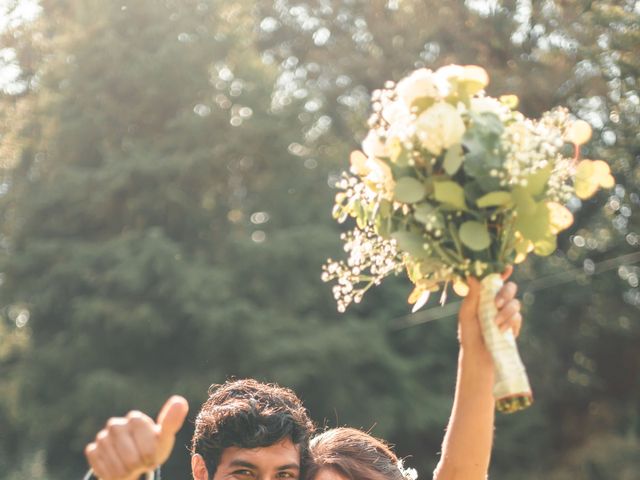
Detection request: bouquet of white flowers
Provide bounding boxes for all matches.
[322,65,613,413]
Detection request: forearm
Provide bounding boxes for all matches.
[433,347,495,480]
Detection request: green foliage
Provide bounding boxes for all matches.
[442,144,463,176]
[476,190,512,208]
[459,221,491,251]
[433,181,466,211]
[0,1,638,479]
[393,176,426,204]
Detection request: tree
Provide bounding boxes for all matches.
[1,1,638,478]
[0,1,424,477]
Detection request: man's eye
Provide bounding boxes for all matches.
[277,472,297,479]
[232,470,254,477]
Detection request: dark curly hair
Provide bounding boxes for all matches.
[306,428,405,480]
[191,379,315,478]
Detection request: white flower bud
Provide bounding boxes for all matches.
[361,130,388,159]
[395,68,442,108]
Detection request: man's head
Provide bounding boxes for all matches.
[190,379,315,480]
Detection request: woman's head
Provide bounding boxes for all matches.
[306,427,407,480]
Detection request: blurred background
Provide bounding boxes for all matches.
[0,0,638,478]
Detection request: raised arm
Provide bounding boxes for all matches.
[84,395,189,480]
[433,269,522,480]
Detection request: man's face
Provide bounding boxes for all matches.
[193,438,301,480]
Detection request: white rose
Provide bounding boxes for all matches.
[434,65,464,97]
[435,64,466,80]
[396,68,442,109]
[381,99,410,126]
[415,102,466,156]
[361,130,388,159]
[435,64,489,97]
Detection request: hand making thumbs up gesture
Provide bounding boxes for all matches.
[84,396,189,480]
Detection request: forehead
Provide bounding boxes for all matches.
[218,438,301,469]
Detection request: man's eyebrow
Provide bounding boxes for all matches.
[226,460,300,471]
[228,460,258,469]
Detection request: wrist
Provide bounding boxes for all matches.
[459,344,494,371]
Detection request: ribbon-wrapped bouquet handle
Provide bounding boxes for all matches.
[322,64,612,413]
[479,274,532,412]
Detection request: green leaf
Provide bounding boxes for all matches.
[476,174,502,193]
[391,231,427,258]
[414,203,444,228]
[524,165,552,197]
[471,111,504,136]
[416,258,444,276]
[433,181,466,210]
[463,181,485,204]
[413,203,434,223]
[476,191,513,208]
[443,144,463,175]
[393,177,426,203]
[533,234,557,256]
[462,112,504,183]
[375,215,392,239]
[459,221,491,251]
[512,186,537,215]
[514,202,551,242]
[394,148,410,168]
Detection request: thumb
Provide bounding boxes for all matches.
[458,277,480,324]
[157,395,189,438]
[460,276,481,316]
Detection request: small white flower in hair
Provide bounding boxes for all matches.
[397,459,418,480]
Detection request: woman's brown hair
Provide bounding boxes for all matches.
[306,427,405,480]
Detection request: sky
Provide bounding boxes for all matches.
[0,0,41,93]
[0,0,40,31]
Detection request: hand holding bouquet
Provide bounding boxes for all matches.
[322,65,613,413]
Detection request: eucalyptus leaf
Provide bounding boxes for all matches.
[355,202,366,228]
[512,186,537,215]
[394,148,411,167]
[433,181,467,210]
[463,181,485,204]
[524,165,552,197]
[393,177,426,203]
[459,221,492,251]
[414,203,444,228]
[470,111,504,137]
[475,173,503,193]
[476,191,512,208]
[514,202,551,242]
[443,144,463,175]
[413,203,434,223]
[533,234,557,256]
[417,258,445,276]
[373,199,392,219]
[375,215,391,239]
[391,230,427,258]
[462,111,504,182]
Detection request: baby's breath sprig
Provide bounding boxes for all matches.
[322,226,403,312]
